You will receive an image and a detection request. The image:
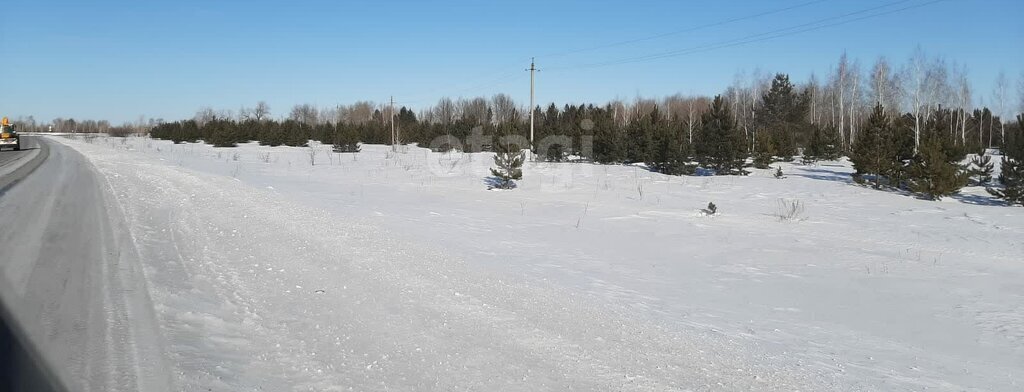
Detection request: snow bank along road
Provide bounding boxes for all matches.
[0,137,831,391]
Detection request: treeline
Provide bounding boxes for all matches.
[147,76,1023,203]
[5,115,163,134]
[145,48,1024,204]
[150,118,363,152]
[148,94,1019,204]
[850,103,1024,201]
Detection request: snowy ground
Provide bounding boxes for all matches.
[46,135,1024,391]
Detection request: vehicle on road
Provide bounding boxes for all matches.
[0,117,21,151]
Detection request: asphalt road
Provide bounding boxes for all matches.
[0,137,170,392]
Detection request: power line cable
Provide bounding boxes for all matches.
[541,0,831,59]
[400,1,837,106]
[547,0,947,72]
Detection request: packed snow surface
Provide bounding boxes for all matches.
[44,135,1024,390]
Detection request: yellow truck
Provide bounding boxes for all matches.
[0,116,20,151]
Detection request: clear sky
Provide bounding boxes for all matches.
[1,0,1021,124]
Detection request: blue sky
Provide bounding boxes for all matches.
[1,0,1021,123]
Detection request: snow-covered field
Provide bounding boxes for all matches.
[52,135,1023,391]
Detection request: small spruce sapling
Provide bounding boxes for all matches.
[773,166,785,179]
[490,134,524,189]
[987,157,1024,205]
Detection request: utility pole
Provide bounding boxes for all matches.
[527,58,539,158]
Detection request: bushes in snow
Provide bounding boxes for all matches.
[775,199,806,221]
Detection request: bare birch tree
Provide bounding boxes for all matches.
[1018,71,1024,114]
[290,104,319,126]
[194,107,217,127]
[869,56,901,112]
[994,71,1008,146]
[662,94,687,122]
[340,101,374,125]
[632,98,657,121]
[609,99,628,128]
[835,53,849,148]
[254,101,271,122]
[923,57,951,123]
[491,94,517,125]
[848,60,862,145]
[902,47,928,154]
[806,73,821,125]
[435,97,456,127]
[954,65,972,145]
[685,96,710,144]
[459,97,490,125]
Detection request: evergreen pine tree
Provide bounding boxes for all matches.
[592,106,625,164]
[755,74,807,160]
[181,120,200,143]
[207,119,239,147]
[879,114,917,187]
[987,114,1024,205]
[625,108,657,164]
[311,123,334,144]
[397,107,418,144]
[851,103,892,188]
[539,106,567,162]
[156,122,186,144]
[696,96,748,175]
[988,157,1024,205]
[648,119,694,175]
[907,136,968,200]
[967,154,994,185]
[332,123,361,153]
[490,130,525,189]
[820,126,842,161]
[239,119,261,142]
[259,120,286,146]
[802,125,823,164]
[283,120,309,147]
[752,130,775,169]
